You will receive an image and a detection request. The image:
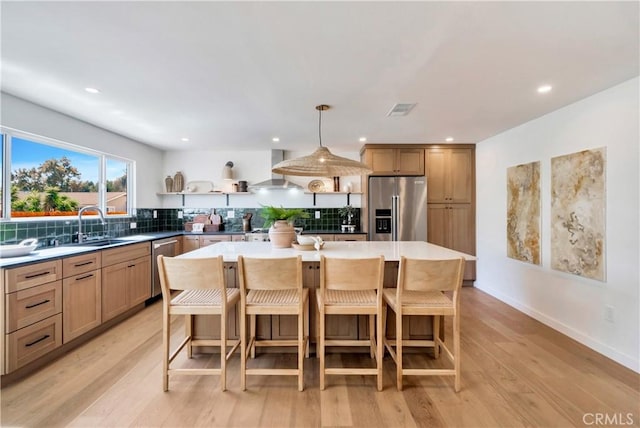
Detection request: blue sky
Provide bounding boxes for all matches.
[11,137,125,183]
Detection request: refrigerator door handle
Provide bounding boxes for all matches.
[391,195,399,241]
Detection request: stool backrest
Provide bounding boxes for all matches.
[398,257,465,293]
[238,256,302,291]
[320,256,385,291]
[157,255,226,295]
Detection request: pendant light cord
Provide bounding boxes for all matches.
[318,107,323,147]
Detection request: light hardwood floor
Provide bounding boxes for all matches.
[1,288,638,427]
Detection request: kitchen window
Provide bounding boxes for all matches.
[0,128,134,219]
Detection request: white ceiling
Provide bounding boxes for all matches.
[1,1,638,153]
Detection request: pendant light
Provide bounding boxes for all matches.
[271,105,372,177]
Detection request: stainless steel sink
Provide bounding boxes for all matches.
[74,239,129,247]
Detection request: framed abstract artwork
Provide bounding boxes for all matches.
[550,147,606,281]
[507,161,541,265]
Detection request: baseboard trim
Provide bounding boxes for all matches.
[474,283,639,373]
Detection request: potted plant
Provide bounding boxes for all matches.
[338,205,356,224]
[260,206,309,248]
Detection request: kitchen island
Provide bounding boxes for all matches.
[179,240,475,262]
[178,241,475,353]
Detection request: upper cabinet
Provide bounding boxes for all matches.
[362,148,424,176]
[425,147,473,203]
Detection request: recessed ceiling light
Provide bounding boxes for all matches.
[445,137,454,142]
[537,85,552,94]
[359,137,367,142]
[272,137,280,142]
[85,87,100,94]
[181,137,189,142]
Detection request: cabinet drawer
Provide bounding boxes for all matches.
[199,235,232,247]
[63,252,102,277]
[102,243,150,267]
[6,281,63,333]
[5,260,62,293]
[334,234,367,241]
[6,313,62,373]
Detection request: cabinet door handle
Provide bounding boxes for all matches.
[127,264,135,268]
[76,273,94,281]
[74,261,94,267]
[25,334,50,347]
[25,271,51,279]
[25,299,51,309]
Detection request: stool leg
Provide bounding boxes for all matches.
[250,314,257,359]
[220,311,227,391]
[304,297,310,358]
[240,309,247,391]
[369,314,375,358]
[319,311,326,390]
[186,314,193,359]
[433,315,440,359]
[396,310,403,391]
[162,310,170,391]
[298,308,304,391]
[376,309,383,391]
[454,313,460,392]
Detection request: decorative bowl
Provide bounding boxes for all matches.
[297,235,316,245]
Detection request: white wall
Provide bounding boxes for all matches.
[475,77,639,372]
[162,149,363,209]
[1,93,163,208]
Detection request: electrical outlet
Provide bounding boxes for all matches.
[130,222,137,229]
[315,210,321,219]
[227,210,235,219]
[605,305,614,322]
[177,211,183,219]
[153,210,157,219]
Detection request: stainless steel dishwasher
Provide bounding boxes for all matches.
[151,237,179,299]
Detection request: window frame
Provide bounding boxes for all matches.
[0,126,135,220]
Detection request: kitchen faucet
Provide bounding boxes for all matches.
[77,205,107,243]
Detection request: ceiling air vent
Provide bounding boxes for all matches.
[387,103,417,117]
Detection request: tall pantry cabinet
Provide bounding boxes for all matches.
[425,146,476,281]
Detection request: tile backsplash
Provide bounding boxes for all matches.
[0,207,361,248]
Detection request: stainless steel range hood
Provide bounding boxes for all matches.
[248,150,304,190]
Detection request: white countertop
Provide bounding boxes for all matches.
[179,241,476,262]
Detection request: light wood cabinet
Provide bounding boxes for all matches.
[128,256,151,307]
[426,147,473,203]
[182,235,200,253]
[101,262,131,322]
[5,260,62,293]
[6,313,62,373]
[199,235,232,247]
[428,204,476,281]
[63,272,101,342]
[333,234,366,241]
[182,234,243,254]
[425,146,476,282]
[6,281,63,333]
[101,243,151,322]
[62,252,102,343]
[3,259,63,374]
[363,148,425,175]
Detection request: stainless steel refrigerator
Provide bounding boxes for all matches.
[368,176,427,241]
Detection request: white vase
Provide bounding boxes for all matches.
[268,220,295,248]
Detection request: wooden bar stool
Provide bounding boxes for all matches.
[157,255,240,392]
[237,256,309,391]
[317,255,385,391]
[383,256,465,391]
